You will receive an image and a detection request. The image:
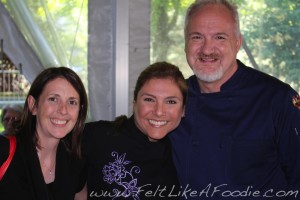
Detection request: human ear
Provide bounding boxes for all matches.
[27,95,37,115]
[182,106,186,117]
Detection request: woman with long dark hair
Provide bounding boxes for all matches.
[0,67,88,200]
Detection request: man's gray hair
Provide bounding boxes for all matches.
[184,0,241,38]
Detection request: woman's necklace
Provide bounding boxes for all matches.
[37,150,56,183]
[42,162,55,184]
[41,160,55,175]
[40,159,56,183]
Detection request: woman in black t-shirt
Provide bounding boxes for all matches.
[83,62,187,199]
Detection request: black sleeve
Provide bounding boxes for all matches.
[73,155,87,193]
[82,120,115,152]
[0,135,9,165]
[79,120,114,192]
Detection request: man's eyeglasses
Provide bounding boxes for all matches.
[2,117,19,122]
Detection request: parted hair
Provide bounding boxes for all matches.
[134,61,187,105]
[18,67,88,157]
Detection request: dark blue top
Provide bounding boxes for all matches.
[169,60,300,199]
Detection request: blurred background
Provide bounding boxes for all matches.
[0,0,299,127]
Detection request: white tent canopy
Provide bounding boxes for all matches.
[0,2,44,82]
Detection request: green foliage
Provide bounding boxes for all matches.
[151,0,181,62]
[0,109,3,132]
[151,0,195,77]
[239,0,300,90]
[2,0,88,86]
[27,0,88,68]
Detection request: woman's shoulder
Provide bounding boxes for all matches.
[84,120,114,132]
[83,120,116,142]
[0,134,8,143]
[84,116,129,133]
[83,117,131,146]
[0,135,9,162]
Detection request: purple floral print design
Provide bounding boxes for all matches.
[103,151,141,199]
